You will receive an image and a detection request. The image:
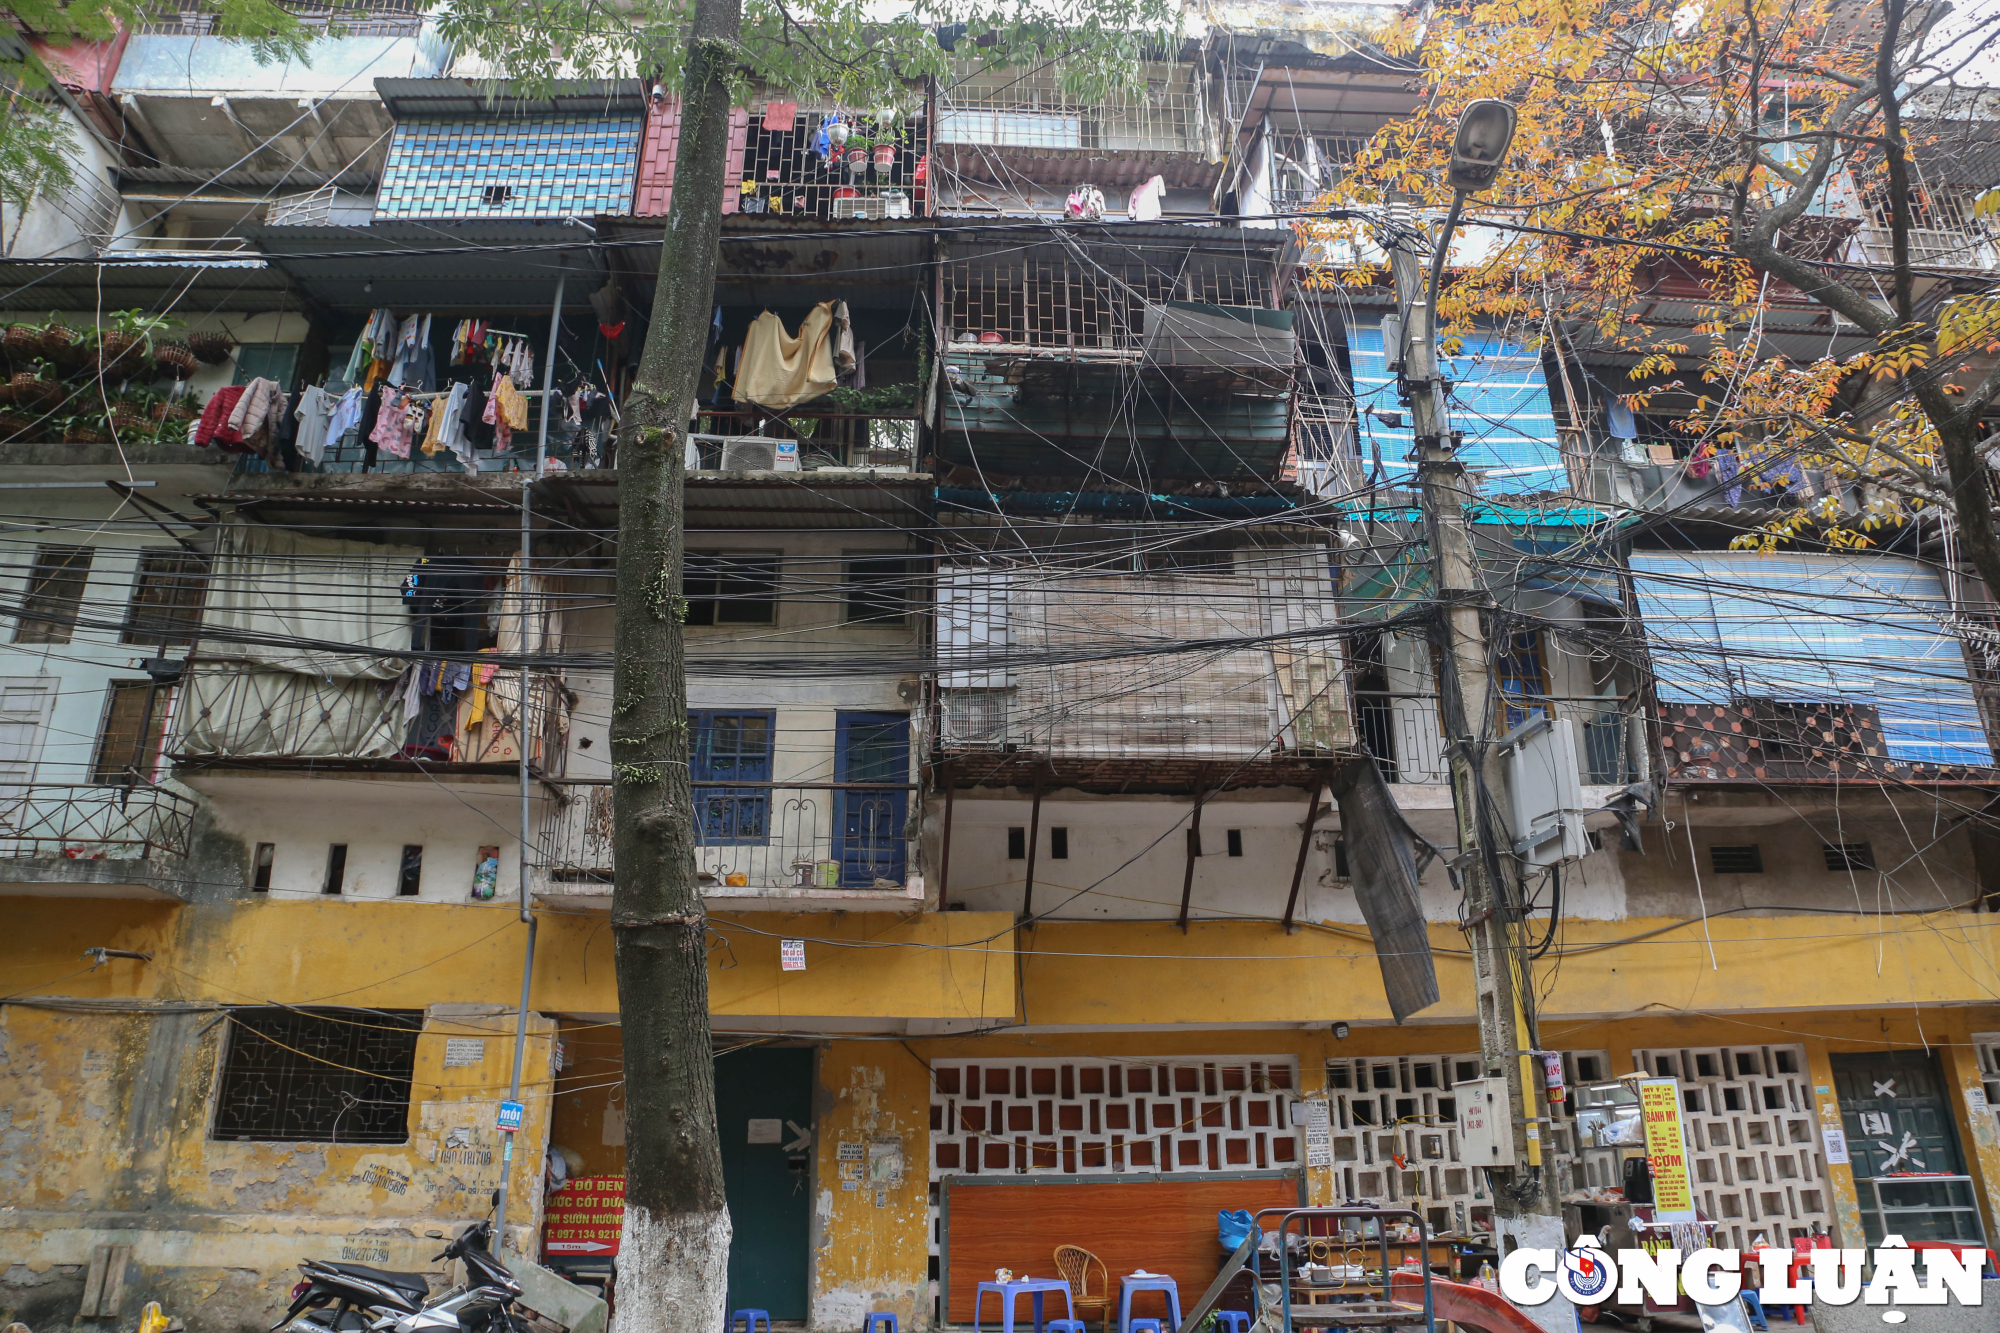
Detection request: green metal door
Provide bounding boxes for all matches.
[1830,1051,1984,1244]
[715,1044,813,1319]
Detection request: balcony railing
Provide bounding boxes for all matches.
[536,780,915,893]
[1856,224,1998,273]
[0,782,198,861]
[174,665,567,773]
[1353,692,1643,786]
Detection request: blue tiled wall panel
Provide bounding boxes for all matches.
[374,115,643,219]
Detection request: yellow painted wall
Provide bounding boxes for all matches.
[0,1003,553,1330]
[5,899,1019,1023]
[810,1042,934,1330]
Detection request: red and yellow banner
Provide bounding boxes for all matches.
[1638,1080,1695,1221]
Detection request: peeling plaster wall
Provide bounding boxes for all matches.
[809,1043,931,1332]
[0,1005,553,1333]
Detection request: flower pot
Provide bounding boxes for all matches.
[155,342,197,379]
[107,405,147,434]
[2,324,40,362]
[846,147,868,170]
[97,331,143,374]
[64,420,112,445]
[150,400,195,424]
[0,411,36,439]
[187,331,235,364]
[9,372,60,410]
[873,145,897,173]
[39,324,88,367]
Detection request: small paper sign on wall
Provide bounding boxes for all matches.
[781,939,806,971]
[1823,1127,1850,1165]
[443,1038,487,1068]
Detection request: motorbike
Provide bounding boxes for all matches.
[272,1217,524,1333]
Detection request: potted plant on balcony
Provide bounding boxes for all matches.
[9,360,63,413]
[2,320,42,366]
[38,317,90,370]
[98,309,180,378]
[63,412,113,445]
[187,329,235,365]
[871,130,899,173]
[106,392,151,437]
[154,339,198,380]
[844,132,872,173]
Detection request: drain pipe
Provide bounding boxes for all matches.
[494,472,539,1256]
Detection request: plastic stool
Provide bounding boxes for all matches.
[1047,1324,1087,1333]
[728,1312,770,1333]
[1214,1315,1254,1333]
[1129,1322,1165,1333]
[862,1316,899,1333]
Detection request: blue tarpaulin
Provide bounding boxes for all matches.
[1629,552,1991,766]
[1349,324,1568,494]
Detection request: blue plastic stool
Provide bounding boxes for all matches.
[1047,1324,1087,1333]
[728,1312,770,1333]
[1214,1314,1254,1333]
[862,1316,899,1333]
[1129,1321,1166,1333]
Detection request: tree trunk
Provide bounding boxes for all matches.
[607,0,742,1323]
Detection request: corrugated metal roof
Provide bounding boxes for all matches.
[554,470,933,529]
[0,255,292,312]
[374,76,649,120]
[236,220,605,311]
[117,164,378,192]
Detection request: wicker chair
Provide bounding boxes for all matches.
[1052,1245,1115,1333]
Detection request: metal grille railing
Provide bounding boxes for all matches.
[137,2,426,36]
[1353,692,1641,786]
[0,781,197,861]
[937,59,1205,156]
[536,780,914,893]
[943,248,1271,351]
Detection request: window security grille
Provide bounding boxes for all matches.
[211,1008,420,1143]
[1710,845,1764,874]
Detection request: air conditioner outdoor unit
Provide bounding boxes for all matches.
[720,437,778,471]
[687,434,801,472]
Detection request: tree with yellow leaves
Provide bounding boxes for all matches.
[1302,0,2000,583]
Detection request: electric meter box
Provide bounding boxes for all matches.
[1456,1076,1517,1168]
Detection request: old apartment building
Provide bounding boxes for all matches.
[4,3,2000,1330]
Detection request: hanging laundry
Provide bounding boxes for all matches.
[1605,399,1638,438]
[832,301,856,377]
[326,386,365,445]
[1685,440,1715,480]
[434,380,474,471]
[484,380,512,451]
[193,384,246,448]
[1715,447,1743,504]
[294,384,336,464]
[495,373,528,431]
[737,303,838,409]
[1127,173,1166,221]
[373,386,413,460]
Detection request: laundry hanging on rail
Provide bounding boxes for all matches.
[736,303,838,410]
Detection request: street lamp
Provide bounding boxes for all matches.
[1428,99,1519,312]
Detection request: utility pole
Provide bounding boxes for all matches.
[1385,99,1574,1328]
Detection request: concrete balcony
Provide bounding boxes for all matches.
[0,782,199,899]
[531,780,922,912]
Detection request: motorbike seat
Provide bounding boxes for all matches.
[319,1263,432,1296]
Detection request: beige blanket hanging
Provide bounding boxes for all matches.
[736,303,837,409]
